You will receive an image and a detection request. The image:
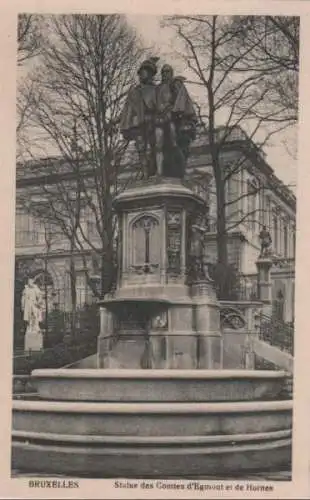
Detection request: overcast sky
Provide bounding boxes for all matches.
[127,14,298,191]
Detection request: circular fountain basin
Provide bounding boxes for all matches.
[31,369,290,402]
[13,399,292,436]
[12,434,291,478]
[12,369,292,477]
[12,398,292,477]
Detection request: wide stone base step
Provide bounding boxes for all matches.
[13,400,292,436]
[30,368,290,402]
[12,437,291,478]
[12,428,291,446]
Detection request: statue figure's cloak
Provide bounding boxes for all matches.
[171,78,197,120]
[120,83,157,140]
[155,78,197,123]
[21,284,43,323]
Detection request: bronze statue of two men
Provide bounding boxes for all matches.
[120,57,197,179]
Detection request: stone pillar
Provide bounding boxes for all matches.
[97,306,114,368]
[166,304,197,369]
[148,332,168,369]
[256,257,272,304]
[161,209,167,284]
[122,212,129,287]
[180,208,187,278]
[191,281,222,369]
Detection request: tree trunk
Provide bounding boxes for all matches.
[44,255,49,346]
[216,172,229,299]
[69,241,77,338]
[100,246,115,299]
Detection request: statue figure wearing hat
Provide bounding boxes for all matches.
[120,58,197,179]
[120,57,159,178]
[156,64,197,178]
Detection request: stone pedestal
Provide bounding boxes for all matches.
[97,178,222,370]
[24,327,43,352]
[256,257,273,304]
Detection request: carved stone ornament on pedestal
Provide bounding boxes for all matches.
[131,215,160,275]
[167,210,182,275]
[187,210,211,283]
[151,311,168,330]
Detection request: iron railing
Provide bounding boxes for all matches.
[258,313,294,355]
[14,297,99,351]
[209,268,258,302]
[13,338,98,375]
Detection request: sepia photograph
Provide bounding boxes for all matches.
[11,10,299,484]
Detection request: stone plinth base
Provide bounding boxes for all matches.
[256,257,273,303]
[98,295,222,370]
[24,331,43,352]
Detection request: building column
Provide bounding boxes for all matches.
[284,278,295,323]
[161,208,167,283]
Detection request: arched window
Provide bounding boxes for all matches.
[283,219,289,258]
[292,226,296,258]
[273,212,279,254]
[131,215,160,271]
[272,280,286,322]
[264,196,271,228]
[247,177,259,232]
[275,289,285,321]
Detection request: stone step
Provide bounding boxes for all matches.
[13,399,292,437]
[11,437,291,478]
[29,368,291,402]
[12,428,291,446]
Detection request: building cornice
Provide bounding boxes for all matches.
[15,248,96,260]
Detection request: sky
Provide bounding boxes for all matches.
[126,14,298,191]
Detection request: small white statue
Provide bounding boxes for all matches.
[21,278,44,351]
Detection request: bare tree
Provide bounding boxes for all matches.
[19,14,145,301]
[163,15,297,298]
[18,14,42,65]
[17,15,42,160]
[227,15,299,124]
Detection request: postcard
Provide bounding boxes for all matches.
[0,1,309,498]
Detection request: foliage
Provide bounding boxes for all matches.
[209,262,241,301]
[13,338,97,375]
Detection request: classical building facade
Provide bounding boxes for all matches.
[15,127,296,327]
